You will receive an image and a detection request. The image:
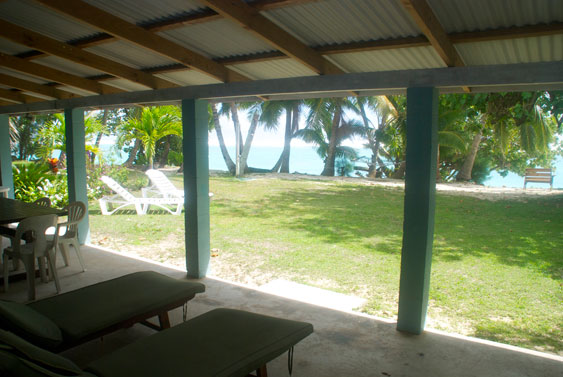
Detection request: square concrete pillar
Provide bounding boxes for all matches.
[397,87,438,334]
[0,115,14,198]
[65,108,90,244]
[182,99,210,278]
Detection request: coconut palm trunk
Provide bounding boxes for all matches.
[457,131,483,181]
[240,111,260,173]
[320,105,342,176]
[211,104,236,175]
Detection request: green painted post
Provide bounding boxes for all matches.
[64,108,90,244]
[0,115,14,198]
[397,87,438,334]
[182,99,210,278]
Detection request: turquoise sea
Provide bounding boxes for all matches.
[100,144,562,189]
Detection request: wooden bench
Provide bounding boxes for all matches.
[524,168,554,189]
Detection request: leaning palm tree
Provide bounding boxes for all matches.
[118,106,181,169]
[297,97,363,176]
[256,100,302,173]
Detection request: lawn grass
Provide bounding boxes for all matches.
[89,175,563,354]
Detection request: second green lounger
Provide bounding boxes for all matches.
[0,308,314,377]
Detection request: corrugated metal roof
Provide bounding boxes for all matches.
[85,41,177,70]
[0,0,100,41]
[159,20,275,59]
[429,0,563,33]
[228,59,317,80]
[261,0,420,46]
[0,38,31,55]
[56,86,98,97]
[34,56,105,77]
[328,46,446,73]
[0,68,50,84]
[103,78,151,92]
[83,0,205,25]
[155,70,222,86]
[456,35,563,66]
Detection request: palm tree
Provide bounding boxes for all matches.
[35,112,104,163]
[208,103,236,174]
[297,98,363,176]
[256,100,302,173]
[353,96,399,178]
[119,106,181,169]
[456,91,557,181]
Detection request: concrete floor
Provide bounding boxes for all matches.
[1,243,561,377]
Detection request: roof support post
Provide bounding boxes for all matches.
[397,87,438,334]
[182,98,210,278]
[0,115,14,198]
[64,108,90,243]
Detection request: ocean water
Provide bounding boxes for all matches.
[99,144,562,189]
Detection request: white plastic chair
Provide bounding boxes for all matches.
[49,201,87,272]
[99,176,183,215]
[3,214,60,301]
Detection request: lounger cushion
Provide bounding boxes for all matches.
[0,300,62,348]
[0,329,84,376]
[28,271,205,345]
[86,308,314,377]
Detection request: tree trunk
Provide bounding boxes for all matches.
[231,103,243,177]
[159,135,172,168]
[392,160,406,179]
[212,104,235,175]
[240,111,259,173]
[320,105,342,176]
[124,138,141,167]
[457,131,482,181]
[279,105,293,173]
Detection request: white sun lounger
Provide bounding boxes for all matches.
[144,169,213,198]
[99,176,183,215]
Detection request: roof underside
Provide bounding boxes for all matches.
[0,0,562,114]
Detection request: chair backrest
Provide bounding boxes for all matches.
[146,169,181,197]
[101,176,136,202]
[33,197,51,207]
[13,214,58,256]
[63,201,86,237]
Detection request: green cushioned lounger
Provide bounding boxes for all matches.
[0,309,313,377]
[86,308,314,377]
[27,271,205,351]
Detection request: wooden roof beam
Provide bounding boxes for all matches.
[0,88,45,104]
[400,0,469,92]
[0,53,123,95]
[35,0,250,83]
[0,73,77,99]
[400,0,464,67]
[0,20,176,90]
[200,0,344,75]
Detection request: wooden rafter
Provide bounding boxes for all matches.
[400,0,469,92]
[200,0,343,75]
[0,20,176,90]
[35,0,249,83]
[0,53,123,95]
[400,0,463,67]
[0,73,77,99]
[0,88,44,104]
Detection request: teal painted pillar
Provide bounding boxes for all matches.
[64,108,90,244]
[182,99,210,278]
[0,115,14,198]
[397,87,438,334]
